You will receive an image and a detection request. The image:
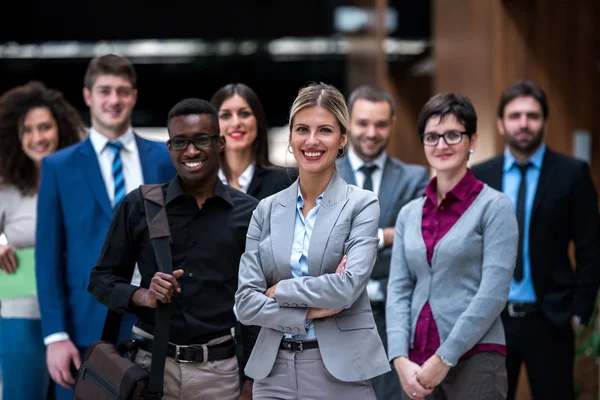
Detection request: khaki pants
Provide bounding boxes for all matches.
[133,331,240,400]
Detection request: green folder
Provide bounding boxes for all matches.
[0,248,37,300]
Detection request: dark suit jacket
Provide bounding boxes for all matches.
[337,155,429,284]
[472,148,600,325]
[247,165,298,201]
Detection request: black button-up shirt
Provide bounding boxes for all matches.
[88,176,258,348]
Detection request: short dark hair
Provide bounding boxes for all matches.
[0,81,85,195]
[347,85,395,117]
[497,80,548,120]
[167,98,219,135]
[417,93,477,140]
[210,83,273,174]
[83,54,137,89]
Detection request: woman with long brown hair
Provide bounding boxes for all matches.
[0,81,85,400]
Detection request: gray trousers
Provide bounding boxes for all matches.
[425,352,507,400]
[253,347,377,400]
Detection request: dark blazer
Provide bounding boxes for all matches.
[337,155,429,283]
[472,148,600,325]
[247,165,298,201]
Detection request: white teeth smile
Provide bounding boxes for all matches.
[184,161,202,167]
[305,152,324,157]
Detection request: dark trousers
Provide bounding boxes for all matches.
[427,352,507,400]
[502,311,575,400]
[372,303,404,400]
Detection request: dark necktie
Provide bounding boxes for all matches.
[514,162,532,282]
[107,142,126,209]
[359,165,378,192]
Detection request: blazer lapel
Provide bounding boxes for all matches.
[136,134,158,184]
[378,158,401,226]
[271,181,298,280]
[337,156,356,186]
[531,149,557,218]
[487,156,504,192]
[307,172,349,276]
[247,167,265,197]
[78,139,113,219]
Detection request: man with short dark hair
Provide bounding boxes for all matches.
[337,85,429,400]
[472,80,600,400]
[89,98,256,399]
[36,54,175,400]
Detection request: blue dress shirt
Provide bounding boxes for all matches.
[503,144,546,303]
[284,187,324,341]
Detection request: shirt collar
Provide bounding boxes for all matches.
[424,169,478,204]
[296,185,324,210]
[347,148,387,172]
[217,164,255,192]
[89,127,135,155]
[503,143,546,172]
[165,175,233,206]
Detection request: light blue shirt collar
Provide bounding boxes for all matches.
[503,143,546,172]
[347,148,387,173]
[297,186,324,210]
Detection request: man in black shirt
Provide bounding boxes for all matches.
[88,98,257,399]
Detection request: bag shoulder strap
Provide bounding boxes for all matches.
[140,184,174,399]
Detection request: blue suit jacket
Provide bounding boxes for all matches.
[35,135,176,347]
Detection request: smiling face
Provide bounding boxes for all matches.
[20,106,59,165]
[348,99,393,162]
[83,74,137,137]
[290,106,347,176]
[217,94,258,152]
[167,113,224,187]
[423,114,477,175]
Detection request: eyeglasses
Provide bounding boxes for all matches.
[167,135,218,151]
[422,130,467,146]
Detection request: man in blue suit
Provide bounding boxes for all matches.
[35,54,175,399]
[337,85,429,400]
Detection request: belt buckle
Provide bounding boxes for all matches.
[174,344,199,363]
[507,302,527,317]
[289,341,303,352]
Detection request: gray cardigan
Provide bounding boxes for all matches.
[385,185,518,366]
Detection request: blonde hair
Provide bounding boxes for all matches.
[289,83,349,135]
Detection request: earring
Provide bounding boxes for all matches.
[337,147,345,157]
[287,144,293,154]
[469,149,475,154]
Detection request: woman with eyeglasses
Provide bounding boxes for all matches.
[385,93,518,400]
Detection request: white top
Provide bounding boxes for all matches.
[90,127,144,207]
[218,163,255,193]
[0,184,40,319]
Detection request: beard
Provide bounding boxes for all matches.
[505,127,545,156]
[350,136,389,162]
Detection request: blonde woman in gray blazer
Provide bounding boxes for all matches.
[386,93,518,400]
[235,83,390,399]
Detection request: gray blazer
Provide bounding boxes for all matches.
[235,172,391,381]
[337,155,429,282]
[385,185,518,366]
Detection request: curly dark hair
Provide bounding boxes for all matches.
[0,81,85,195]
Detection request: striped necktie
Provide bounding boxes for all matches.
[106,141,126,208]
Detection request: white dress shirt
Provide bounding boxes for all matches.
[90,128,144,207]
[44,128,144,345]
[218,163,255,193]
[347,148,388,302]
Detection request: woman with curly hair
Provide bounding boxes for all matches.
[0,81,85,399]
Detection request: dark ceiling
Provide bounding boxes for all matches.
[0,1,431,127]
